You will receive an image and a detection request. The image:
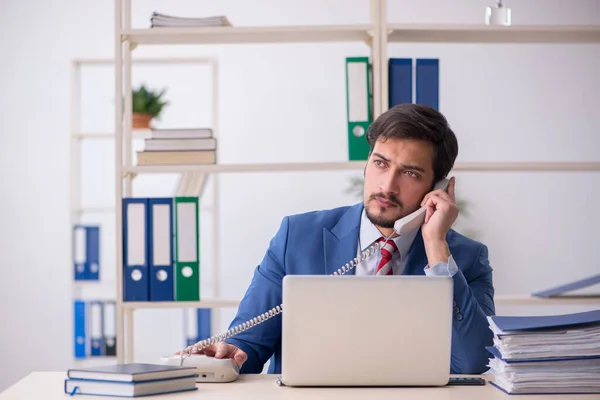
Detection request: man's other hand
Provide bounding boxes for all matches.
[180,342,248,367]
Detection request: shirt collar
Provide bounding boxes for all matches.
[359,208,419,261]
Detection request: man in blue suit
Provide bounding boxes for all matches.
[193,104,495,374]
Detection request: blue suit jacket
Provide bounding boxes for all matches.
[224,203,495,374]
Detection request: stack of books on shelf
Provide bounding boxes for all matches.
[64,363,197,397]
[150,12,232,28]
[486,309,600,395]
[137,128,216,166]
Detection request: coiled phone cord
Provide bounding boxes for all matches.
[178,238,390,364]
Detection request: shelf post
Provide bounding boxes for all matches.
[379,0,389,113]
[370,0,382,118]
[114,0,125,365]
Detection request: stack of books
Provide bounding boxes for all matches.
[150,12,232,28]
[486,309,600,395]
[137,128,217,166]
[64,363,198,397]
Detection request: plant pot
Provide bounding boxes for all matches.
[132,112,153,130]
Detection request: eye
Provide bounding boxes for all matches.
[373,159,386,168]
[405,170,420,178]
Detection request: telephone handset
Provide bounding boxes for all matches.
[393,178,450,236]
[171,177,451,367]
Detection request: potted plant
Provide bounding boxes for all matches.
[131,84,169,129]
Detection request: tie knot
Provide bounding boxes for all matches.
[377,237,398,254]
[375,237,398,275]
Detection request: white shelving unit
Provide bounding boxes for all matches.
[113,0,600,364]
[70,55,219,365]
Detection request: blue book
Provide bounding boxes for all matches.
[67,363,197,382]
[532,274,600,298]
[64,375,197,397]
[489,309,600,333]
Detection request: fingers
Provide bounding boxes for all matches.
[202,345,217,357]
[447,176,456,201]
[214,343,230,359]
[178,342,247,367]
[177,344,216,356]
[212,343,248,367]
[424,197,436,224]
[421,177,456,207]
[423,191,457,224]
[233,350,248,367]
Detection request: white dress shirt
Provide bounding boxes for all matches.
[355,209,459,277]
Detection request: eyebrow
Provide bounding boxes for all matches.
[372,152,426,173]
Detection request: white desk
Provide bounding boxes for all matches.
[1,372,598,399]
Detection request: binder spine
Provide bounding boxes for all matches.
[416,58,439,110]
[102,300,117,356]
[74,300,86,358]
[86,226,100,280]
[197,308,212,340]
[388,58,413,108]
[148,197,175,302]
[345,57,372,161]
[73,225,87,281]
[174,197,200,301]
[89,301,104,356]
[123,198,150,301]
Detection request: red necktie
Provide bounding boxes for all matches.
[376,237,398,275]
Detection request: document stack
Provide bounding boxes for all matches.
[150,12,232,28]
[137,128,216,166]
[486,309,600,394]
[64,363,197,397]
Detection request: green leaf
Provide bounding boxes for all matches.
[131,84,169,117]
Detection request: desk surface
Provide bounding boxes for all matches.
[2,372,599,400]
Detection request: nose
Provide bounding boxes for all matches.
[379,170,399,195]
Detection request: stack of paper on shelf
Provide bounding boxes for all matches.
[64,363,198,397]
[486,309,600,395]
[150,12,232,28]
[137,128,216,166]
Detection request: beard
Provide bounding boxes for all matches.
[364,193,404,229]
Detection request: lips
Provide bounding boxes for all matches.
[374,197,397,208]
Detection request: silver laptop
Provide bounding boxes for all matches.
[280,275,453,387]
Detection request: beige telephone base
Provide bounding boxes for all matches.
[159,354,240,383]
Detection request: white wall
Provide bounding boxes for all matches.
[1,0,599,391]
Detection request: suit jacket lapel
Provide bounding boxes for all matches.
[402,228,428,276]
[323,203,363,276]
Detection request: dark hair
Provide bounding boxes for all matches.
[366,104,458,184]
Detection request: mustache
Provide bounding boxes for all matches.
[370,193,402,208]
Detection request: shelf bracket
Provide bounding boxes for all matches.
[119,35,137,51]
[122,171,138,180]
[364,29,374,46]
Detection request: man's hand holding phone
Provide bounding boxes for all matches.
[420,176,458,267]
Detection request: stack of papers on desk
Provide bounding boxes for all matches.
[486,309,600,394]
